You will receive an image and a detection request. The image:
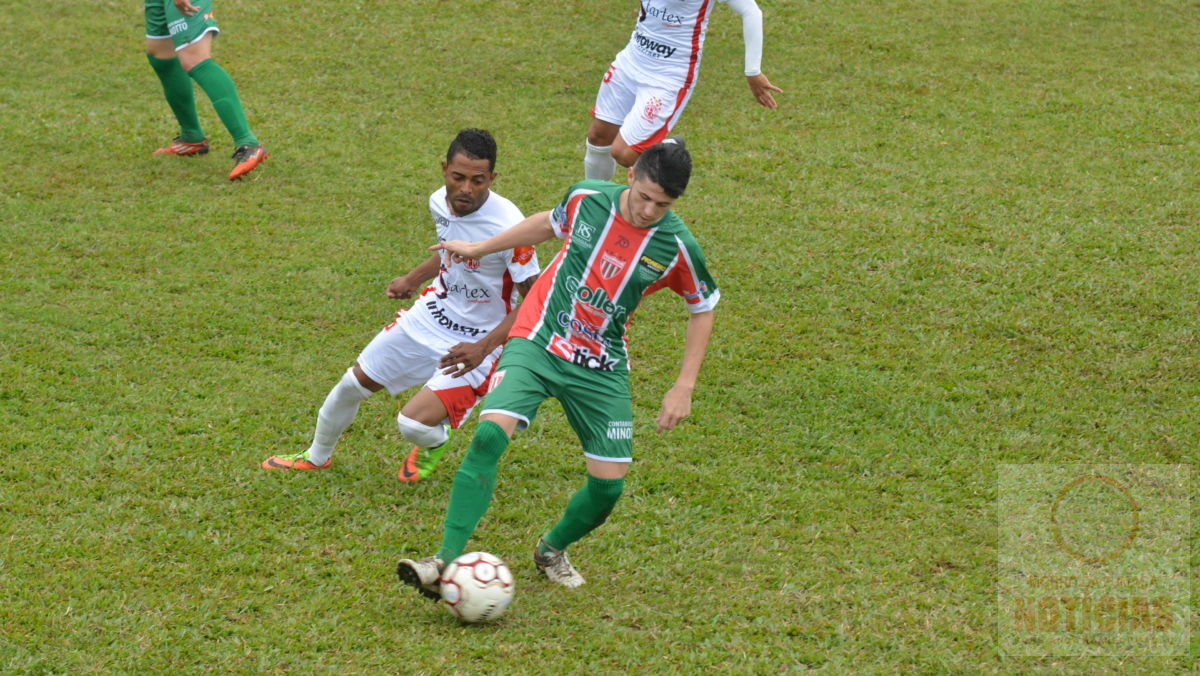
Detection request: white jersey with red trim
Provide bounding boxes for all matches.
[618,0,721,82]
[414,187,539,338]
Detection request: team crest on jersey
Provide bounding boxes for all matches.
[488,369,506,392]
[464,257,481,271]
[512,246,535,265]
[599,253,626,279]
[641,96,665,123]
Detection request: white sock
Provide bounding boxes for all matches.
[306,367,374,465]
[584,140,616,181]
[397,413,450,448]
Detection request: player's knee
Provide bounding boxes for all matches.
[145,36,176,60]
[319,368,374,423]
[587,119,620,146]
[587,475,625,526]
[351,364,383,392]
[612,145,640,168]
[397,413,449,448]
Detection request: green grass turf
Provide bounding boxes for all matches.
[1,0,1197,672]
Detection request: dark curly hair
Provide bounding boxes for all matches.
[446,128,498,171]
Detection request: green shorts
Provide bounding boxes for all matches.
[144,0,219,50]
[481,338,635,463]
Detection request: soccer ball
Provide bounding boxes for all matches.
[439,551,515,623]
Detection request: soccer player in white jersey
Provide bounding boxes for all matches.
[263,129,540,482]
[584,0,783,179]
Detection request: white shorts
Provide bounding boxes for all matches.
[591,50,696,152]
[356,308,500,428]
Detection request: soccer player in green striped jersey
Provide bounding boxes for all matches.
[398,139,718,596]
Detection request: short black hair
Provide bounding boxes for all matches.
[446,128,498,171]
[632,139,691,198]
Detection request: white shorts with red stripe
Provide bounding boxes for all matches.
[356,307,499,428]
[591,49,697,152]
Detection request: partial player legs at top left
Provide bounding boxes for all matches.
[144,0,267,180]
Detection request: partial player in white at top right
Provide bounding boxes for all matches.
[584,0,782,180]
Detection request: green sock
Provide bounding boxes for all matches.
[187,59,258,147]
[437,421,510,562]
[147,54,204,143]
[544,474,625,551]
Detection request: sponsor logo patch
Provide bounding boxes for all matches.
[567,277,629,322]
[426,300,486,336]
[606,420,634,440]
[634,31,678,59]
[556,310,611,347]
[439,284,491,300]
[642,3,686,26]
[574,221,594,243]
[549,335,617,372]
[638,255,667,274]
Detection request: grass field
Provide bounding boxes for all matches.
[1,0,1197,673]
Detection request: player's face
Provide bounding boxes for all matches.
[442,153,496,217]
[622,172,677,228]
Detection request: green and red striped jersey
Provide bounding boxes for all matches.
[508,180,719,373]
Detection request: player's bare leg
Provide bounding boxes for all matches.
[585,119,621,180]
[609,133,641,169]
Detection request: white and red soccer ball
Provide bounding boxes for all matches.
[439,552,514,623]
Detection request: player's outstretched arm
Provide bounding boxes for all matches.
[387,253,441,299]
[432,211,555,261]
[725,0,782,109]
[656,310,715,433]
